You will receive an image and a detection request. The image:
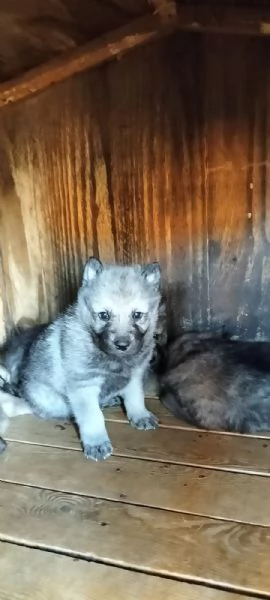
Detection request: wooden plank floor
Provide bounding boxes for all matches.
[1,394,270,599]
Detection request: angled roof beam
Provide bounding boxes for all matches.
[0,4,270,109]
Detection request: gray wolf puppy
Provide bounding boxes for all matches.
[160,331,270,433]
[0,258,161,460]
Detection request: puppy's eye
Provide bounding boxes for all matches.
[132,311,143,322]
[98,311,110,322]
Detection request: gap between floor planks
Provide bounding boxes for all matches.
[0,541,258,600]
[5,388,270,439]
[144,378,270,440]
[2,394,270,596]
[110,396,270,440]
[5,409,270,476]
[0,442,270,527]
[0,480,269,596]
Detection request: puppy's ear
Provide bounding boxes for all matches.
[141,262,161,288]
[82,257,103,286]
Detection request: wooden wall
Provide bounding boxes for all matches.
[1,31,270,340]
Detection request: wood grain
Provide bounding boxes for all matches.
[1,441,270,526]
[96,395,270,439]
[0,480,269,595]
[0,0,148,82]
[0,541,254,600]
[0,1,270,86]
[5,415,270,475]
[0,15,178,109]
[107,398,188,428]
[3,4,270,108]
[2,34,270,338]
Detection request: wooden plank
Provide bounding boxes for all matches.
[204,34,270,338]
[0,14,177,109]
[176,4,270,36]
[6,416,270,475]
[0,0,147,83]
[1,442,270,526]
[0,3,270,110]
[105,397,179,427]
[103,397,270,440]
[0,541,254,600]
[0,481,269,595]
[2,35,270,339]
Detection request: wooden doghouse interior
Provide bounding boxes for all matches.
[0,2,270,599]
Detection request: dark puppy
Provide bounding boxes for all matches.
[160,331,270,433]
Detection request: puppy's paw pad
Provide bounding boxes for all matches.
[84,440,113,461]
[130,411,159,430]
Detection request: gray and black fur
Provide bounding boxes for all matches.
[160,331,270,433]
[150,297,168,373]
[0,257,161,459]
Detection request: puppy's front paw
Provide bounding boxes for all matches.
[129,411,159,431]
[84,439,113,461]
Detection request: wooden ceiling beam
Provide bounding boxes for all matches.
[0,14,176,110]
[0,4,270,109]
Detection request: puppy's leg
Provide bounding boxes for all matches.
[0,363,32,417]
[23,383,70,420]
[0,388,33,454]
[123,372,159,430]
[0,389,32,418]
[68,383,113,461]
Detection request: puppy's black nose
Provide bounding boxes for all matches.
[114,338,130,351]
